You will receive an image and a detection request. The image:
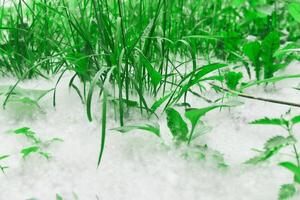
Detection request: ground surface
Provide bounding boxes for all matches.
[0,62,300,200]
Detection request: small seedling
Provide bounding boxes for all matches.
[10,127,63,160]
[165,105,229,168]
[248,111,300,199]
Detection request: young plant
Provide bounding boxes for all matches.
[247,111,300,199]
[10,127,63,160]
[165,105,228,168]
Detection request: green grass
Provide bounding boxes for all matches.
[0,0,300,168]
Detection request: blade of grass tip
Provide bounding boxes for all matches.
[53,69,67,107]
[97,89,107,167]
[97,66,115,167]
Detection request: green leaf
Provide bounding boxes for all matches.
[250,117,289,127]
[185,105,224,131]
[243,41,261,64]
[175,63,227,103]
[264,136,296,150]
[279,162,300,184]
[86,67,107,121]
[21,146,40,159]
[278,184,296,200]
[261,31,280,78]
[150,92,172,113]
[14,127,31,134]
[288,3,300,23]
[166,107,189,142]
[0,155,9,160]
[185,105,227,144]
[246,136,296,165]
[224,71,243,90]
[243,41,261,80]
[245,148,280,164]
[112,123,160,137]
[291,115,300,125]
[14,127,41,144]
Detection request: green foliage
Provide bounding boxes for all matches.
[224,71,243,90]
[243,41,261,80]
[245,136,296,164]
[250,117,289,127]
[261,31,281,79]
[166,107,189,142]
[9,127,63,160]
[278,184,296,200]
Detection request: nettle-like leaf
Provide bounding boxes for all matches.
[264,136,296,150]
[261,31,280,79]
[250,117,289,127]
[279,162,300,184]
[278,184,296,200]
[246,136,296,164]
[166,107,189,142]
[243,41,261,80]
[224,71,243,90]
[112,123,160,137]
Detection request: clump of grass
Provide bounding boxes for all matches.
[0,0,299,167]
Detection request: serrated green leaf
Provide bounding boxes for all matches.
[245,148,281,164]
[243,41,261,64]
[279,184,296,200]
[250,117,288,127]
[264,136,296,150]
[166,107,189,142]
[224,71,243,90]
[112,123,160,137]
